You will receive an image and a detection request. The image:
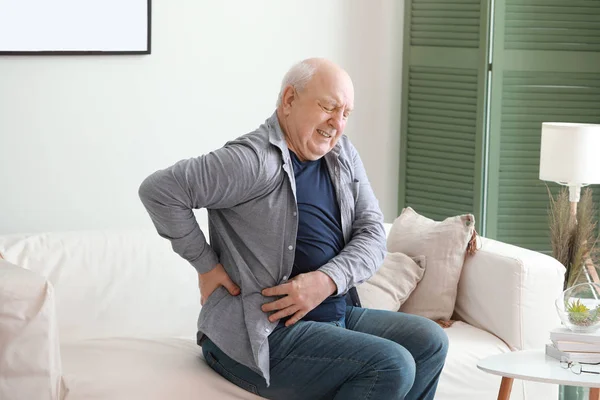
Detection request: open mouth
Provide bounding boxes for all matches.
[317,129,332,138]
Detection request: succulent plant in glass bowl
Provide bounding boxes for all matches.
[555,282,600,333]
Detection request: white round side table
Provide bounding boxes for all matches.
[477,350,600,400]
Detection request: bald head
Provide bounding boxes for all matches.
[276,58,353,108]
[305,58,352,85]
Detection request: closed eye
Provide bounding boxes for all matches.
[320,102,352,119]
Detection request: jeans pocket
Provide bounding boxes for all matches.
[205,351,260,395]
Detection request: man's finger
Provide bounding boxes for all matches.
[285,310,305,327]
[221,278,241,296]
[262,282,291,297]
[268,305,300,323]
[261,296,294,312]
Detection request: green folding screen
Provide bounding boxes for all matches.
[399,0,600,252]
[486,0,600,251]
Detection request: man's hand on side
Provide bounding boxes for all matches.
[198,263,240,305]
[261,271,337,327]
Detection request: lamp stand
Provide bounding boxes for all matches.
[570,202,578,219]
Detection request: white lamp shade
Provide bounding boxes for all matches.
[539,122,600,185]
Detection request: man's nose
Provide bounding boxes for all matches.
[328,111,344,131]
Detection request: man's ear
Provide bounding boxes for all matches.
[281,85,296,116]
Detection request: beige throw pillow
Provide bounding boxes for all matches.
[389,207,475,320]
[357,252,426,312]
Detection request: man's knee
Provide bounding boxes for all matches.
[419,318,450,361]
[371,341,416,396]
[436,323,450,355]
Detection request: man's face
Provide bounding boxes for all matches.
[281,69,354,161]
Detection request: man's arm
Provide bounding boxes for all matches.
[138,141,265,275]
[318,143,386,296]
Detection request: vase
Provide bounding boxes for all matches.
[555,282,600,333]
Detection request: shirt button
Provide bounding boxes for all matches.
[283,275,288,280]
[265,328,270,333]
[293,212,297,216]
[288,245,293,250]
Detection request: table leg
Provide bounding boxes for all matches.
[590,387,600,400]
[497,377,513,400]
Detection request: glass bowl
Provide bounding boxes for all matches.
[555,282,600,333]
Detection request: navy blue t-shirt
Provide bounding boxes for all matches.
[289,150,346,322]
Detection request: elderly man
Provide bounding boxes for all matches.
[139,58,448,400]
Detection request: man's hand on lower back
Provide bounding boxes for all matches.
[198,263,240,305]
[261,271,337,327]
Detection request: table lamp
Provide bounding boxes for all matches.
[539,122,600,284]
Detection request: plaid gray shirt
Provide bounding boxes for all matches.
[139,112,386,384]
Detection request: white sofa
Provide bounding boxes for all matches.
[0,222,565,400]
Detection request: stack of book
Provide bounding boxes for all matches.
[545,326,600,363]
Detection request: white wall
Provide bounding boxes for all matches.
[0,0,403,234]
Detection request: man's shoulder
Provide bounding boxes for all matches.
[221,118,284,177]
[227,126,271,151]
[224,118,281,156]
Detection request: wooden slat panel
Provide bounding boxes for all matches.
[404,65,479,220]
[504,1,600,51]
[408,136,476,152]
[411,0,482,48]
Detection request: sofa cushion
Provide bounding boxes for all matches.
[59,325,528,400]
[60,337,263,400]
[0,259,63,400]
[436,321,514,400]
[357,252,426,311]
[388,207,474,320]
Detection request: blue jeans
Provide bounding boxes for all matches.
[201,306,449,400]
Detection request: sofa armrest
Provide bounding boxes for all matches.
[0,259,64,400]
[454,237,565,350]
